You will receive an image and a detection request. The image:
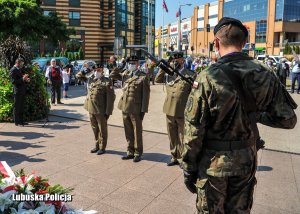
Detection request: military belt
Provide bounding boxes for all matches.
[204,138,255,151]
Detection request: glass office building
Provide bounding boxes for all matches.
[223,0,268,43]
[115,0,155,57]
[276,0,300,22]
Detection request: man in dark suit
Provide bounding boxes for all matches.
[9,58,30,126]
[276,58,290,87]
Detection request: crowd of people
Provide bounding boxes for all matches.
[8,17,299,214]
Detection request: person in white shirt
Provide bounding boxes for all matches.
[62,66,71,98]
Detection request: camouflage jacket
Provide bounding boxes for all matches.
[182,53,297,177]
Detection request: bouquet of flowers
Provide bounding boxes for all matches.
[0,161,97,214]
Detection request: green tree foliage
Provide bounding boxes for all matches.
[296,46,300,54]
[63,49,68,57]
[0,0,74,45]
[0,68,13,121]
[66,39,81,52]
[0,36,33,67]
[0,66,50,122]
[284,43,289,55]
[78,47,84,59]
[53,50,58,57]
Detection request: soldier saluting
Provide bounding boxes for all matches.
[110,55,150,162]
[82,64,116,155]
[155,51,196,166]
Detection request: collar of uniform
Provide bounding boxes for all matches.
[217,52,252,65]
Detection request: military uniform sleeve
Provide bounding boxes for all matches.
[141,76,150,113]
[109,67,123,81]
[106,80,116,115]
[181,73,211,172]
[10,69,24,86]
[252,69,297,129]
[155,68,166,83]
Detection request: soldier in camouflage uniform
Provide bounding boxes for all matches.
[181,17,297,213]
[110,55,150,162]
[82,65,116,155]
[155,52,196,166]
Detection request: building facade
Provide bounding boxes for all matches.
[155,0,300,57]
[41,0,155,63]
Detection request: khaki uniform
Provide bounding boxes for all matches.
[84,75,115,150]
[110,69,150,157]
[182,53,297,213]
[155,68,195,162]
[147,62,156,85]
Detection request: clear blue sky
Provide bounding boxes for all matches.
[155,0,216,27]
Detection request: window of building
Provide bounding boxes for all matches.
[100,13,104,28]
[69,0,80,7]
[282,0,300,22]
[108,1,113,10]
[223,0,268,22]
[243,4,250,12]
[275,0,284,21]
[116,0,126,11]
[255,20,267,43]
[108,14,113,28]
[44,0,56,6]
[69,11,80,26]
[43,10,55,16]
[100,0,104,9]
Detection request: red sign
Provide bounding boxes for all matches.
[171,27,177,32]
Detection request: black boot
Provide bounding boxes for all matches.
[90,148,99,153]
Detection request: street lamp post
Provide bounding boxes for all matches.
[187,27,198,55]
[177,3,192,52]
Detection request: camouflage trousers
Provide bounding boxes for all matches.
[196,171,257,214]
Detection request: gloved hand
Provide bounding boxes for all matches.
[140,112,145,120]
[105,114,110,120]
[183,171,197,194]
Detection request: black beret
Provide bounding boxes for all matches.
[128,55,139,62]
[170,51,184,59]
[214,17,248,37]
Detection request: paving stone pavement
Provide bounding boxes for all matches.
[0,84,300,213]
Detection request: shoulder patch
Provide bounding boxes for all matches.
[186,96,194,112]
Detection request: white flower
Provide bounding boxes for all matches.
[35,202,55,214]
[0,177,15,189]
[10,202,54,214]
[0,190,16,212]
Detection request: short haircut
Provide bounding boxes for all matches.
[16,58,24,63]
[215,24,246,48]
